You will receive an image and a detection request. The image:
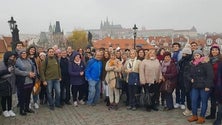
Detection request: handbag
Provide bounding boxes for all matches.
[139,87,151,107]
[32,78,41,95]
[160,79,175,93]
[115,73,123,89]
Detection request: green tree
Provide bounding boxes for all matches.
[68,30,88,50]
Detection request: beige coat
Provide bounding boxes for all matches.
[105,59,122,88]
[139,59,162,85]
[124,58,141,83]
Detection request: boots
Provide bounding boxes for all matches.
[196,117,205,124]
[213,112,222,125]
[20,108,27,116]
[188,115,198,122]
[113,103,119,110]
[108,103,114,110]
[206,108,216,119]
[104,96,110,106]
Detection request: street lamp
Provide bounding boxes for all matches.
[133,24,138,49]
[8,17,20,52]
[8,17,16,31]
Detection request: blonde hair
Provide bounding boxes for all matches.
[145,49,157,59]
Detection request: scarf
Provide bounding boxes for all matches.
[210,56,219,64]
[192,57,205,66]
[172,51,180,62]
[161,61,170,73]
[74,60,81,65]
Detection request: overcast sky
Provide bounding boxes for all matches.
[0,0,221,35]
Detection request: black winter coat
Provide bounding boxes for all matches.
[178,55,192,92]
[188,60,214,89]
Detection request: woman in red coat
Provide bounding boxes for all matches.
[160,52,178,110]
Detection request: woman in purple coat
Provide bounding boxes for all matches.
[68,51,86,107]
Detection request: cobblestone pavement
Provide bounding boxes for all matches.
[0,97,214,125]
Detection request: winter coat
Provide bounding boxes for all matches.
[161,61,178,92]
[101,57,109,81]
[40,56,61,81]
[15,57,36,86]
[178,55,192,92]
[214,62,222,103]
[85,58,102,82]
[124,58,141,84]
[188,57,214,89]
[139,58,162,85]
[60,57,70,83]
[69,51,86,85]
[0,61,15,96]
[105,59,122,88]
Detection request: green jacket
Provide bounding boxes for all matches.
[40,57,61,81]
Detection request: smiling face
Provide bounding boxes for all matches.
[138,50,144,58]
[29,47,36,55]
[74,54,81,62]
[61,50,67,58]
[164,55,171,62]
[130,50,136,59]
[20,52,27,59]
[194,53,201,60]
[211,48,220,57]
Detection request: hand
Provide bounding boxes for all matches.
[29,72,35,78]
[43,81,47,86]
[126,69,132,73]
[205,88,210,91]
[8,66,14,72]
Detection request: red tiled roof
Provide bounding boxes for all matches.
[0,39,7,53]
[93,37,153,49]
[2,36,12,47]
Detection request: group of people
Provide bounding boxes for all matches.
[0,41,222,125]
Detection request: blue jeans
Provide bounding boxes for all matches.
[33,94,38,103]
[165,92,174,109]
[191,88,210,117]
[87,80,100,105]
[46,80,61,107]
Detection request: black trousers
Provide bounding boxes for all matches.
[71,84,84,102]
[39,81,47,102]
[144,83,159,108]
[122,82,129,105]
[18,85,33,111]
[1,95,12,111]
[128,85,138,107]
[82,82,88,101]
[185,91,192,110]
[60,80,71,103]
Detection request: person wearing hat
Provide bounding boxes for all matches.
[187,49,214,124]
[178,47,193,116]
[15,50,36,115]
[0,51,16,117]
[213,48,222,125]
[206,45,221,120]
